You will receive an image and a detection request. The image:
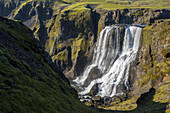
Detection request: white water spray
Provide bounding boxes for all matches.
[73,25,142,97]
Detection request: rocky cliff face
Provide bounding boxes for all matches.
[46,8,170,95]
[1,0,169,111]
[131,19,170,95]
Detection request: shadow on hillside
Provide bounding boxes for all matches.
[92,88,168,113]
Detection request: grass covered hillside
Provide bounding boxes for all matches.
[0,16,99,113]
[61,0,170,10]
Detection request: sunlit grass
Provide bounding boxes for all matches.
[60,0,170,12]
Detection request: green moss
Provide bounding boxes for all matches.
[46,16,61,55]
[85,102,92,106]
[70,36,86,61]
[139,74,151,87]
[62,2,89,12]
[0,17,99,113]
[61,0,170,12]
[48,8,94,65]
[101,96,139,111]
[56,43,65,48]
[13,0,33,16]
[138,20,170,87]
[67,8,91,22]
[33,25,41,40]
[56,49,68,61]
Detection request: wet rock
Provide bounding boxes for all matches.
[89,83,99,97]
[93,96,102,107]
[103,96,112,106]
[110,96,122,105]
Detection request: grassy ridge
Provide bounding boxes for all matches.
[61,0,170,10]
[3,0,169,13]
[0,16,98,113]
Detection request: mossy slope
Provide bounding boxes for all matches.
[45,6,97,78]
[0,16,98,113]
[136,19,170,88]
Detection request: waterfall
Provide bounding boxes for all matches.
[73,25,142,97]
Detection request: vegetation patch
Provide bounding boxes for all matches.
[0,16,99,113]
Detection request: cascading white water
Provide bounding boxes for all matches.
[73,25,142,97]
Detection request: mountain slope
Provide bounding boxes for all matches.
[0,16,97,113]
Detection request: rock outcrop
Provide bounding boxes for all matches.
[1,0,169,111]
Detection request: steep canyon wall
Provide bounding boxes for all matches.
[1,0,169,99]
